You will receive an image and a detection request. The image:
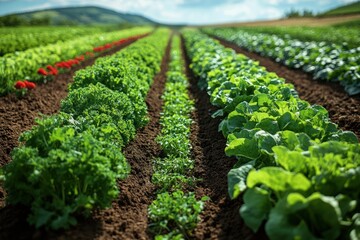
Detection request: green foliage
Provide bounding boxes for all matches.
[149,36,206,240]
[182,29,360,240]
[1,28,170,229]
[284,9,314,18]
[148,191,207,238]
[152,156,195,193]
[61,83,137,143]
[5,130,129,229]
[153,36,195,192]
[321,1,360,16]
[266,193,343,240]
[204,27,360,95]
[0,26,105,56]
[70,35,170,129]
[222,26,360,48]
[0,26,151,95]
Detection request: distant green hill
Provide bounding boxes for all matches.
[321,1,360,16]
[0,6,157,26]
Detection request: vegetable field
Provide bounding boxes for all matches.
[0,24,359,240]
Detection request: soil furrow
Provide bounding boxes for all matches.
[48,34,172,240]
[85,34,172,240]
[181,37,267,240]
[0,33,149,167]
[212,36,360,140]
[0,33,162,240]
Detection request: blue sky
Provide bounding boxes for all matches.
[0,0,357,24]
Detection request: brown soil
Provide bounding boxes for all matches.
[0,32,170,240]
[213,36,360,140]
[181,37,268,240]
[0,34,148,167]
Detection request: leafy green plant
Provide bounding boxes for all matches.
[152,156,195,192]
[5,130,129,229]
[148,35,206,240]
[0,26,152,95]
[1,28,170,230]
[0,26,109,56]
[182,29,360,240]
[148,191,207,238]
[203,27,360,95]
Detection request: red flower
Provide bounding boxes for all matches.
[75,55,84,61]
[93,46,103,52]
[46,65,58,75]
[15,81,26,89]
[37,68,48,76]
[85,51,94,57]
[24,80,36,89]
[56,62,71,69]
[63,62,71,68]
[51,68,58,75]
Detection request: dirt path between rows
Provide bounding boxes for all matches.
[0,33,150,167]
[181,37,268,240]
[82,34,172,240]
[0,32,170,240]
[212,36,360,140]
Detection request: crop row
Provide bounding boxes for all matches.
[203,27,360,95]
[183,29,360,240]
[148,35,206,240]
[0,26,152,95]
[0,26,106,56]
[225,26,360,48]
[0,28,170,230]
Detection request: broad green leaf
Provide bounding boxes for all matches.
[227,163,254,199]
[285,193,341,240]
[225,138,260,159]
[240,187,271,232]
[273,146,307,172]
[255,119,280,134]
[277,112,293,130]
[278,130,299,150]
[247,167,311,194]
[266,197,320,240]
[254,130,279,154]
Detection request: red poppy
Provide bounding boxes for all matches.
[37,68,48,76]
[15,81,26,89]
[24,80,36,89]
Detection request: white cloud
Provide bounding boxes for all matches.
[22,2,52,12]
[268,0,281,5]
[339,0,358,3]
[213,0,283,23]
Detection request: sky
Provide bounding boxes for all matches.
[0,0,357,25]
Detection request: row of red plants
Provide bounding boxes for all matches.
[13,34,145,96]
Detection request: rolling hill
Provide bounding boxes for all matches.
[321,1,360,16]
[1,6,157,25]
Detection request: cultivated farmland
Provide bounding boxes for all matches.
[0,15,359,240]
